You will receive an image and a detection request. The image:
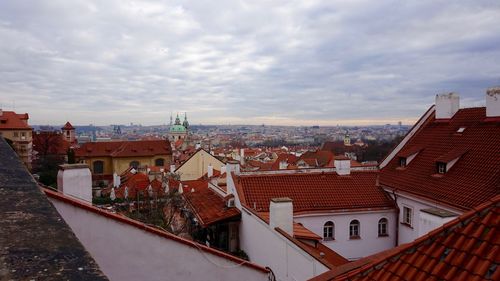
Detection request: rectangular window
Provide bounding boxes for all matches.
[13,132,19,137]
[399,157,406,167]
[437,162,446,174]
[403,206,413,226]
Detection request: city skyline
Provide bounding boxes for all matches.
[1,1,499,126]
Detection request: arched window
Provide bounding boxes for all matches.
[129,161,140,169]
[349,220,360,239]
[155,158,165,167]
[93,160,104,174]
[378,218,388,236]
[323,221,334,240]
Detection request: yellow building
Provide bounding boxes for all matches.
[0,109,33,169]
[75,140,172,185]
[175,148,225,181]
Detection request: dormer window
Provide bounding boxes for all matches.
[399,157,407,167]
[437,162,446,174]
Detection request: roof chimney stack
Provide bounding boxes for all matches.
[207,164,213,178]
[486,87,500,118]
[226,160,240,175]
[57,164,92,203]
[269,197,293,236]
[435,93,460,119]
[334,156,351,175]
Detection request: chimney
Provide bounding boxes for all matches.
[57,164,92,203]
[269,197,293,236]
[226,160,240,175]
[240,148,245,165]
[170,164,176,173]
[220,165,226,175]
[178,182,183,194]
[113,172,121,187]
[207,164,213,178]
[435,93,460,119]
[486,87,500,117]
[334,156,351,175]
[195,143,201,150]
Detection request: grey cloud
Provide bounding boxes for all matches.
[1,0,499,125]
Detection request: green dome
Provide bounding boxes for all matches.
[170,125,187,132]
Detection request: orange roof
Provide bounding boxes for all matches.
[381,107,500,210]
[75,140,172,158]
[310,194,500,281]
[235,171,394,213]
[182,179,240,227]
[62,121,75,130]
[0,111,31,129]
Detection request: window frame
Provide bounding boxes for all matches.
[93,160,104,174]
[129,161,140,169]
[323,221,335,241]
[437,162,446,174]
[402,206,413,227]
[399,157,407,167]
[378,218,389,237]
[349,220,360,239]
[155,158,165,167]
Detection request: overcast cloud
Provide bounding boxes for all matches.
[1,0,499,126]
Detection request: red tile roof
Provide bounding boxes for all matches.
[182,179,240,227]
[0,111,31,129]
[381,107,500,210]
[62,121,75,130]
[235,171,394,213]
[298,150,335,167]
[75,140,172,158]
[310,194,500,281]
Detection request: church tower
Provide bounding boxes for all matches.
[62,121,76,145]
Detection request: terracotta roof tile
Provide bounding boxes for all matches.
[309,194,500,281]
[381,107,500,210]
[235,171,394,213]
[75,140,172,158]
[62,121,75,130]
[182,179,240,227]
[0,111,31,129]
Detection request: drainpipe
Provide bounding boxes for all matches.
[392,189,400,247]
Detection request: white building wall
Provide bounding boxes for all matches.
[239,209,329,281]
[294,210,396,260]
[49,198,268,281]
[391,193,461,244]
[419,211,457,236]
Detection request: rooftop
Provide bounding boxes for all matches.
[75,139,172,158]
[381,107,500,210]
[0,110,31,130]
[234,171,395,213]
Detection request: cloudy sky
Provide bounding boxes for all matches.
[1,1,499,126]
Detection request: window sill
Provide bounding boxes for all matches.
[378,234,389,237]
[349,236,361,240]
[400,222,413,229]
[323,238,335,241]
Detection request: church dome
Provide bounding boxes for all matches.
[170,124,186,133]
